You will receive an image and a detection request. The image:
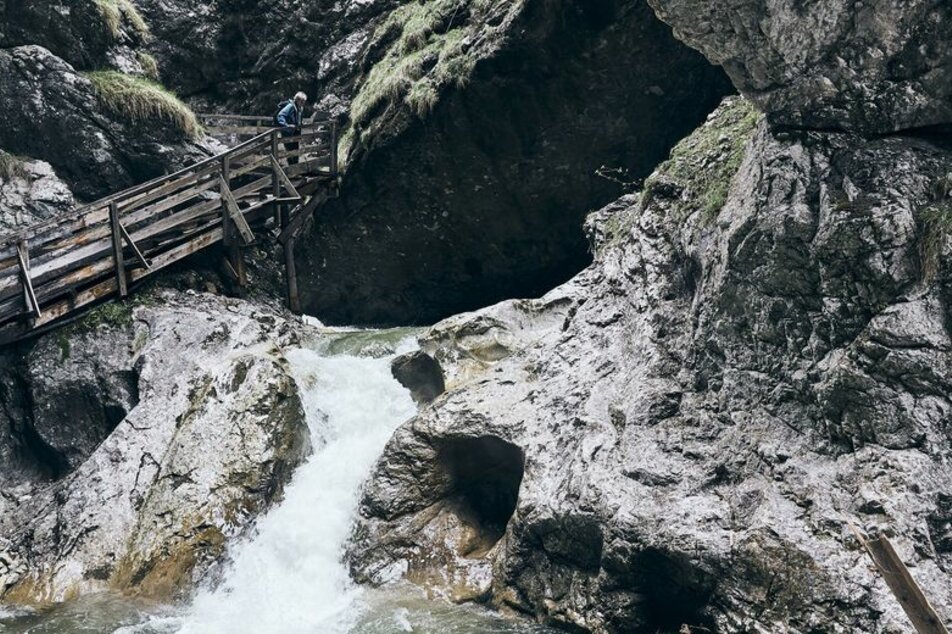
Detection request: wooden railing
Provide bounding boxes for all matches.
[0,119,339,345]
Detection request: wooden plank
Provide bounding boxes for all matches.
[16,241,40,318]
[118,162,220,214]
[330,119,339,175]
[219,177,255,246]
[109,202,127,298]
[852,526,950,634]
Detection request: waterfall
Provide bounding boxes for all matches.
[175,341,418,634]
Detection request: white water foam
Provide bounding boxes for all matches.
[173,341,418,634]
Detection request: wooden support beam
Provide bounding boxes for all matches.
[118,221,151,271]
[330,119,339,175]
[851,525,950,634]
[270,155,302,200]
[284,236,300,314]
[109,202,128,298]
[219,176,255,246]
[278,192,329,246]
[16,240,40,319]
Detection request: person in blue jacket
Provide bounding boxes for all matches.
[277,91,307,164]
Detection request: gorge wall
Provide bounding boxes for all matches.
[350,1,952,631]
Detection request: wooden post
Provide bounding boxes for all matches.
[219,176,246,290]
[109,201,128,297]
[284,236,301,314]
[330,119,338,176]
[851,526,950,634]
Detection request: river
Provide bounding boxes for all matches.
[0,330,554,634]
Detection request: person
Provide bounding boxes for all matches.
[277,91,307,164]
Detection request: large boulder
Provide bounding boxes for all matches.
[350,97,952,632]
[647,0,952,134]
[0,291,313,602]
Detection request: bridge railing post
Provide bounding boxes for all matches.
[330,119,338,176]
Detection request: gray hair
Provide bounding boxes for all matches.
[294,91,308,102]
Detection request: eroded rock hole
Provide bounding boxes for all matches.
[634,548,718,634]
[437,436,525,554]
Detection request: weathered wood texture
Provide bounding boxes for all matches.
[0,119,339,345]
[852,526,950,634]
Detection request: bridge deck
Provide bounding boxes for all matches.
[0,115,339,345]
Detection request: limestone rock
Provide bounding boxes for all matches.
[647,0,952,134]
[0,157,75,234]
[0,291,313,602]
[391,351,445,404]
[350,97,952,632]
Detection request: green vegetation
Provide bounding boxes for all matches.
[347,0,523,158]
[648,96,762,221]
[136,51,160,81]
[84,71,201,139]
[597,97,762,250]
[97,0,150,40]
[919,174,952,281]
[0,151,26,181]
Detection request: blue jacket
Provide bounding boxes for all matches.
[277,101,301,128]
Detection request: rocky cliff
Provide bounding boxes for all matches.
[349,88,952,632]
[136,0,731,324]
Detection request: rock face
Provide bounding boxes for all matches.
[350,97,952,632]
[647,0,952,134]
[0,45,205,201]
[391,351,445,404]
[0,291,312,602]
[136,0,730,324]
[0,157,75,234]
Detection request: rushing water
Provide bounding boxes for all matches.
[0,330,554,634]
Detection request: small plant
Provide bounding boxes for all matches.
[84,70,201,139]
[595,165,642,192]
[136,51,160,81]
[0,151,26,181]
[97,0,150,41]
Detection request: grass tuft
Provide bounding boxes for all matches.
[0,151,27,181]
[97,0,150,41]
[347,0,520,153]
[136,52,160,80]
[84,71,201,139]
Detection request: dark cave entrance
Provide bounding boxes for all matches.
[632,548,719,634]
[437,435,526,555]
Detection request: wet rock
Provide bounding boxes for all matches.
[647,0,952,134]
[0,291,313,602]
[391,351,445,404]
[350,97,952,632]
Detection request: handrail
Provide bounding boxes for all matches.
[0,113,340,344]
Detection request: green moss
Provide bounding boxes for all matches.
[136,52,160,81]
[74,300,135,333]
[653,96,762,221]
[84,71,201,139]
[56,333,71,360]
[0,150,26,181]
[97,0,150,41]
[347,0,520,156]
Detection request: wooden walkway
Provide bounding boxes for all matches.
[0,114,339,345]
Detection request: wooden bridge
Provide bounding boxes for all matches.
[0,114,339,346]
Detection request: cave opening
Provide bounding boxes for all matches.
[437,435,526,555]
